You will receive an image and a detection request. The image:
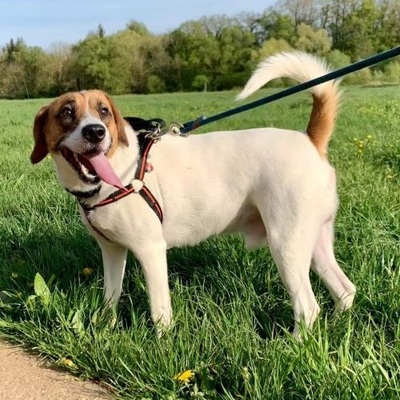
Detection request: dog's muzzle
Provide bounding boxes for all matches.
[82,124,106,144]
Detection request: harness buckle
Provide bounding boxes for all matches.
[144,120,165,141]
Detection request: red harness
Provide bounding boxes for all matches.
[78,134,163,241]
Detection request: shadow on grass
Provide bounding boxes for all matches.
[0,221,294,339]
[370,147,400,176]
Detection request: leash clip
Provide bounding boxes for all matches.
[143,120,189,140]
[168,122,189,138]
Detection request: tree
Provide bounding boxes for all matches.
[166,22,219,91]
[126,20,151,36]
[255,38,293,62]
[258,10,296,43]
[322,0,365,55]
[338,0,380,59]
[2,37,26,63]
[69,35,118,91]
[214,25,257,89]
[279,0,320,27]
[96,24,106,38]
[46,42,73,95]
[0,39,50,98]
[295,23,332,55]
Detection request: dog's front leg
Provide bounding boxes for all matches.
[99,241,128,306]
[133,241,172,330]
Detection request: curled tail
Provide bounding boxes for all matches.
[237,52,341,158]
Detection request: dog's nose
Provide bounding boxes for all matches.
[82,124,106,143]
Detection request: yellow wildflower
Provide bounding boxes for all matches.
[62,358,74,367]
[174,369,194,383]
[82,267,93,277]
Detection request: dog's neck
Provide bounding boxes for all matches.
[53,127,140,206]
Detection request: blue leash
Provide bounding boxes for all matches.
[174,46,400,135]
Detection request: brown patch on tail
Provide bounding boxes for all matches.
[306,86,340,158]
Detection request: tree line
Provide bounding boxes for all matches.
[0,0,399,99]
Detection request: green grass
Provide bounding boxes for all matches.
[0,86,400,399]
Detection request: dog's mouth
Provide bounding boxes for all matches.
[61,147,125,189]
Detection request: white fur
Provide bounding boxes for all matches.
[237,51,332,100]
[50,53,356,336]
[62,115,111,155]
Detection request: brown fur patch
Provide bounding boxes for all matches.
[306,87,341,158]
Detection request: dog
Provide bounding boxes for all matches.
[31,52,356,336]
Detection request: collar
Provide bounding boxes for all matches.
[66,185,102,199]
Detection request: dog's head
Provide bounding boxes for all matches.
[31,90,129,188]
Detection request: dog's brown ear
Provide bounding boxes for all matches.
[31,105,49,164]
[106,94,129,147]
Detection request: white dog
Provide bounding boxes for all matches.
[31,52,355,336]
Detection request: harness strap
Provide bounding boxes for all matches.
[79,132,163,240]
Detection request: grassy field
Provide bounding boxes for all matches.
[0,86,399,399]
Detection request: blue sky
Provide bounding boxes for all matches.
[0,0,276,50]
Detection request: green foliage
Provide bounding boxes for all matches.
[295,23,332,56]
[258,10,295,43]
[255,38,293,62]
[0,39,52,98]
[33,273,52,307]
[326,49,351,69]
[69,35,120,92]
[191,75,209,91]
[192,75,209,91]
[147,75,166,94]
[0,0,399,98]
[343,67,373,85]
[126,19,151,36]
[384,61,400,84]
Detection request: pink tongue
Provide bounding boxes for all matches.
[83,153,125,190]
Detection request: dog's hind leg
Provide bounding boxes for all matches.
[263,209,321,337]
[312,219,356,312]
[100,241,128,306]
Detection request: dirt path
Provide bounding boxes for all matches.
[0,341,113,400]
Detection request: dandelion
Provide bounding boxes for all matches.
[174,369,194,383]
[82,267,93,277]
[367,135,373,140]
[61,357,74,367]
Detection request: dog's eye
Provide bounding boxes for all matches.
[100,107,110,117]
[59,106,74,119]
